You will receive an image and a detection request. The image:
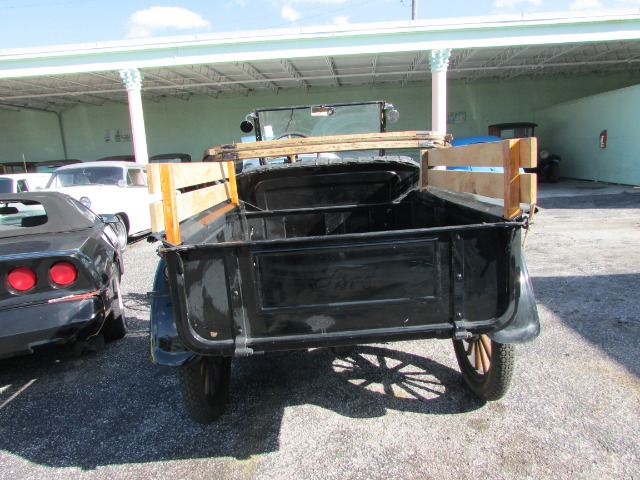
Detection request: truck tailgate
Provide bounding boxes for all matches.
[163,224,519,355]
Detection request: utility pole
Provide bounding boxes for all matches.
[412,0,417,20]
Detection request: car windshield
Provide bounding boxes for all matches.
[0,200,47,231]
[47,166,125,187]
[255,103,383,140]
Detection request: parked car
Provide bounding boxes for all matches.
[1,162,32,174]
[33,159,82,173]
[0,192,126,359]
[0,173,51,193]
[44,161,156,249]
[150,153,191,163]
[487,122,561,183]
[96,155,135,162]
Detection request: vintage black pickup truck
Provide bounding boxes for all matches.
[147,101,540,423]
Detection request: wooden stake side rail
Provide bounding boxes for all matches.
[421,138,538,219]
[147,136,535,244]
[203,131,452,162]
[147,161,238,244]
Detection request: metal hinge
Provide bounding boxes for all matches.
[453,320,472,340]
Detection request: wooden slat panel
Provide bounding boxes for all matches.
[149,183,234,233]
[206,131,450,156]
[207,140,446,162]
[423,138,536,168]
[147,162,229,193]
[175,183,234,224]
[424,170,536,204]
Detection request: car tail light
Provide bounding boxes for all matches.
[50,262,77,286]
[7,267,37,291]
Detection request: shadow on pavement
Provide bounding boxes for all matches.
[0,338,482,469]
[532,273,640,378]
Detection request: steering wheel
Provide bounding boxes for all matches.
[101,178,119,185]
[273,131,309,140]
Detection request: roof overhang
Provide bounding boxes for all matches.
[1,10,639,110]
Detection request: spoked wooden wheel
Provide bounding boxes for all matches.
[179,356,231,424]
[453,334,514,401]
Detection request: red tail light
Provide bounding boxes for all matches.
[50,262,77,286]
[7,267,37,291]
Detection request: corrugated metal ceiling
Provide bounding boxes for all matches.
[1,40,639,111]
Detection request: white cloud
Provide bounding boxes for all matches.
[126,7,211,38]
[570,0,604,8]
[492,0,543,9]
[333,15,349,25]
[281,5,302,21]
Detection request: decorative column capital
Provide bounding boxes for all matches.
[120,68,144,91]
[428,49,452,73]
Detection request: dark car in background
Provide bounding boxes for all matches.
[488,122,560,182]
[33,159,82,173]
[150,153,191,163]
[0,192,127,359]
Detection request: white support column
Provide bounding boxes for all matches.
[120,68,149,165]
[428,49,452,134]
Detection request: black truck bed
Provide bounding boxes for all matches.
[155,158,526,358]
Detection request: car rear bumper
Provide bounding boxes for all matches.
[0,295,106,359]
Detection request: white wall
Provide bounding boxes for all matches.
[0,109,63,164]
[534,84,640,186]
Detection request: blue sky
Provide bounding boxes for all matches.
[0,0,638,49]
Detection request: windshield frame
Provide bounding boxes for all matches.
[250,101,387,141]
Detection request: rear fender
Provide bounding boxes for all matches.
[149,258,196,366]
[489,254,540,344]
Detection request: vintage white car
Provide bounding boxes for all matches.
[44,161,156,248]
[0,173,51,193]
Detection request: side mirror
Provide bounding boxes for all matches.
[117,179,126,188]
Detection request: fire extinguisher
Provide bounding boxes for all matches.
[599,130,607,148]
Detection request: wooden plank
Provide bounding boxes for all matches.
[226,161,239,205]
[159,163,180,244]
[207,131,451,156]
[520,136,537,169]
[207,140,444,162]
[423,137,536,168]
[147,162,229,193]
[149,183,234,233]
[503,140,521,219]
[149,201,164,234]
[424,170,537,204]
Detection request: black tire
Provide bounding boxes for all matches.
[547,163,560,183]
[102,264,127,342]
[453,335,514,401]
[179,356,232,424]
[115,214,128,251]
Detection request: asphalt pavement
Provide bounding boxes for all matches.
[0,178,638,480]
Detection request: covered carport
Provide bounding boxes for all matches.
[1,10,640,183]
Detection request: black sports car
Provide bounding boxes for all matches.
[0,192,127,359]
